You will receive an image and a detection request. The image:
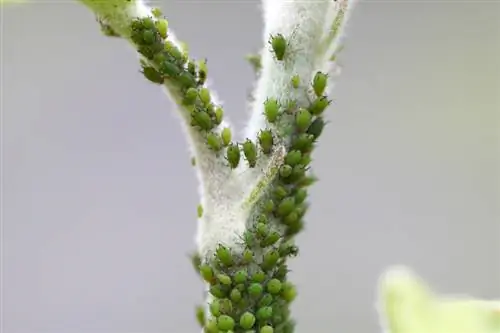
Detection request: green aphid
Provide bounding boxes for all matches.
[279,243,299,258]
[215,244,234,266]
[312,71,328,97]
[177,72,197,89]
[190,252,201,273]
[285,220,304,237]
[191,157,196,166]
[281,282,297,302]
[155,19,168,39]
[141,29,157,45]
[295,203,309,219]
[291,74,300,88]
[198,59,208,85]
[218,298,233,314]
[207,132,222,151]
[198,87,211,106]
[205,319,218,333]
[199,264,214,283]
[264,98,280,123]
[294,188,308,204]
[217,315,235,331]
[187,61,196,76]
[269,33,287,61]
[259,293,274,307]
[251,270,266,283]
[241,249,254,264]
[242,139,258,168]
[300,154,312,166]
[195,305,205,327]
[295,108,313,132]
[257,214,268,224]
[216,273,232,285]
[262,249,280,270]
[226,143,241,169]
[282,211,298,226]
[210,284,227,298]
[274,264,289,280]
[239,312,256,330]
[137,45,161,60]
[255,222,269,238]
[192,111,213,131]
[258,129,274,154]
[279,164,293,178]
[183,87,198,105]
[197,204,204,218]
[256,306,273,321]
[151,8,163,18]
[242,230,257,247]
[233,269,248,284]
[309,96,330,116]
[209,299,221,316]
[141,66,164,84]
[290,165,306,182]
[230,288,242,303]
[273,185,289,200]
[266,279,282,295]
[261,231,281,247]
[261,325,274,333]
[214,107,224,125]
[248,283,264,298]
[276,197,296,217]
[284,150,302,167]
[220,127,232,146]
[306,117,325,140]
[158,60,181,77]
[263,199,275,214]
[296,174,318,188]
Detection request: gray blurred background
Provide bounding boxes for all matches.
[2,1,499,333]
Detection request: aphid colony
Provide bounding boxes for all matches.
[127,10,332,333]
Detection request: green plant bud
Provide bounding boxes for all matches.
[226,144,241,169]
[196,304,206,326]
[239,312,256,330]
[178,72,197,89]
[210,284,227,298]
[200,264,214,283]
[291,133,315,152]
[217,273,232,285]
[284,150,302,167]
[252,269,266,283]
[306,117,325,140]
[219,298,233,314]
[197,204,204,218]
[155,19,168,39]
[214,107,224,125]
[256,222,269,238]
[256,306,273,321]
[205,319,219,333]
[281,282,297,302]
[261,325,274,333]
[291,74,300,88]
[197,59,208,85]
[266,278,282,294]
[262,199,275,214]
[248,283,264,298]
[141,66,164,84]
[261,231,281,247]
[220,127,232,146]
[274,264,289,279]
[193,111,213,131]
[312,71,328,97]
[279,243,299,258]
[199,87,211,106]
[259,293,274,307]
[230,288,242,303]
[282,211,298,226]
[183,87,198,105]
[262,250,280,270]
[279,165,293,178]
[264,98,280,123]
[233,269,248,284]
[309,96,330,115]
[215,244,234,266]
[217,315,235,331]
[295,108,312,132]
[158,60,180,77]
[294,188,308,204]
[258,129,274,154]
[206,132,222,151]
[269,33,287,60]
[241,249,254,263]
[276,197,296,217]
[242,139,258,167]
